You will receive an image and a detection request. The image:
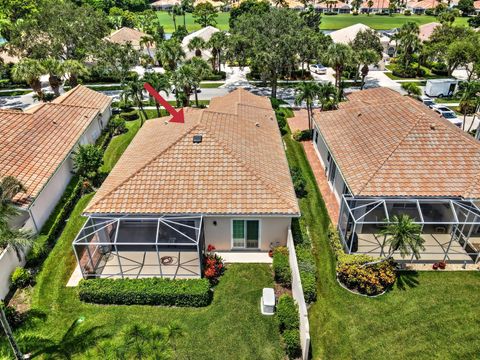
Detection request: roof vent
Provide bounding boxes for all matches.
[255,122,260,127]
[53,120,57,124]
[357,112,362,117]
[430,124,436,130]
[193,134,203,143]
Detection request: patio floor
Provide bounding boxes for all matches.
[355,233,474,263]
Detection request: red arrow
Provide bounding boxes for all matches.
[143,82,184,123]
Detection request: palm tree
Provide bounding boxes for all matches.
[207,31,228,72]
[62,60,88,88]
[11,58,45,99]
[401,82,421,96]
[42,58,63,97]
[170,64,196,107]
[397,22,420,69]
[0,302,24,360]
[188,36,206,58]
[143,72,171,117]
[123,76,148,125]
[157,39,185,71]
[351,0,363,11]
[325,43,354,89]
[169,5,183,31]
[381,214,424,259]
[140,34,155,59]
[0,176,34,262]
[317,82,338,111]
[294,82,319,130]
[458,81,480,131]
[188,57,211,107]
[367,0,374,14]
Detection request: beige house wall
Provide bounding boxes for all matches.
[203,216,292,251]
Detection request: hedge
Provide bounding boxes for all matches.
[120,110,139,121]
[272,247,291,287]
[283,329,302,359]
[277,294,299,332]
[78,278,213,307]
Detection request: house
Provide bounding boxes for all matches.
[329,23,391,69]
[406,0,441,14]
[418,22,441,42]
[181,26,220,61]
[309,88,480,263]
[0,85,111,298]
[1,85,112,232]
[314,1,351,13]
[105,27,155,58]
[359,0,391,13]
[151,0,180,10]
[72,89,300,280]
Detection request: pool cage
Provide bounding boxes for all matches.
[72,215,204,279]
[338,195,480,263]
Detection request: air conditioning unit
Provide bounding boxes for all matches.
[261,288,275,315]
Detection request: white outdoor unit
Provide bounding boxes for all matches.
[261,288,275,315]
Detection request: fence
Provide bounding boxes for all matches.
[287,228,311,360]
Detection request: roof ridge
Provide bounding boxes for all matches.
[204,122,297,213]
[356,112,424,194]
[86,122,202,211]
[55,85,81,103]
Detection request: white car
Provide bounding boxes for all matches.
[433,105,462,127]
[418,95,436,109]
[311,64,327,75]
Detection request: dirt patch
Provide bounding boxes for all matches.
[8,286,33,314]
[274,282,292,298]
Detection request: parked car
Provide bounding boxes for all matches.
[433,105,462,127]
[418,95,436,109]
[311,64,327,75]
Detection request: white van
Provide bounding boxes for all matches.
[425,79,458,98]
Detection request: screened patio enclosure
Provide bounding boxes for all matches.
[72,215,204,279]
[338,196,480,263]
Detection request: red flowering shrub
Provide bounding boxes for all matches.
[203,244,225,285]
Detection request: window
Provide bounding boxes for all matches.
[232,220,260,249]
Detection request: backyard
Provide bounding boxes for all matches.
[0,119,283,359]
[156,12,469,32]
[282,115,480,359]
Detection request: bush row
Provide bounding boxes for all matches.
[328,224,396,296]
[78,278,213,307]
[296,245,317,303]
[277,294,301,359]
[272,247,291,287]
[120,110,139,121]
[293,129,312,142]
[26,180,82,266]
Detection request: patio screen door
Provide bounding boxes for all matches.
[233,220,259,249]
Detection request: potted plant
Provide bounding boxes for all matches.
[438,261,447,270]
[432,262,439,270]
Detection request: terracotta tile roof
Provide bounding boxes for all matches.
[406,0,439,9]
[52,85,112,112]
[361,0,391,9]
[105,27,149,48]
[418,22,441,42]
[313,88,480,199]
[0,86,110,207]
[85,89,299,216]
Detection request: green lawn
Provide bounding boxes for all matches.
[2,196,283,359]
[155,12,468,33]
[282,121,480,359]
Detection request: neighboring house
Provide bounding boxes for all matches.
[310,88,480,263]
[329,23,390,69]
[314,1,351,13]
[406,0,442,14]
[72,89,300,279]
[151,0,180,10]
[418,22,441,42]
[0,85,111,298]
[181,26,220,61]
[105,27,155,58]
[359,0,391,13]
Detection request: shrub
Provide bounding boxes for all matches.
[277,294,299,331]
[108,116,127,136]
[272,248,291,287]
[203,70,226,81]
[118,99,134,112]
[391,64,417,78]
[430,62,448,76]
[78,278,212,306]
[120,110,139,121]
[425,9,434,15]
[292,129,312,142]
[300,271,317,303]
[277,112,286,129]
[203,245,225,285]
[10,267,33,288]
[404,9,411,15]
[283,329,302,359]
[290,167,307,198]
[337,260,396,296]
[291,218,309,246]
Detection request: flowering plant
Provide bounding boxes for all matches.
[203,244,225,285]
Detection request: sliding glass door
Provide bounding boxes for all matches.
[232,220,260,249]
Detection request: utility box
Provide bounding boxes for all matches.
[261,288,275,315]
[425,79,458,98]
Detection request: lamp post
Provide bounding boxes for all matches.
[0,304,24,360]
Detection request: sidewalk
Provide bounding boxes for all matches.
[288,112,340,224]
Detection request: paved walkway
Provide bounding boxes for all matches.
[288,112,340,224]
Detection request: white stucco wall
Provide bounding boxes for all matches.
[203,216,292,251]
[0,246,25,300]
